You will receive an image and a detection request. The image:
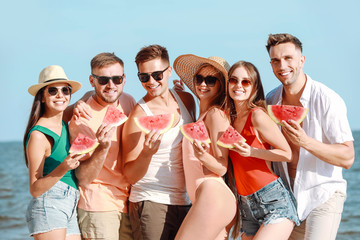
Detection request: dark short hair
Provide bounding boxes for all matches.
[90,52,124,71]
[135,44,169,67]
[266,33,303,53]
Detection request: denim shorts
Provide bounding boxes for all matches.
[26,180,80,236]
[240,177,300,236]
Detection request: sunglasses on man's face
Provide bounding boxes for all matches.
[47,86,72,96]
[228,78,252,88]
[92,74,124,85]
[137,66,169,83]
[194,75,219,87]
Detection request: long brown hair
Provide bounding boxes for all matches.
[225,61,266,123]
[225,61,266,238]
[23,88,45,167]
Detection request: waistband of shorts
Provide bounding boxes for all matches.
[54,180,79,195]
[240,177,283,200]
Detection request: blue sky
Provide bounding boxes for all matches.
[1,0,359,142]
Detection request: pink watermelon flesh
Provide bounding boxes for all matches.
[180,121,211,143]
[267,105,308,126]
[134,113,174,134]
[216,125,245,149]
[69,133,99,154]
[103,106,128,127]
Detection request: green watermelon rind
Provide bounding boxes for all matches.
[267,105,309,126]
[216,126,246,149]
[179,121,211,144]
[134,113,175,135]
[103,106,128,127]
[69,134,100,155]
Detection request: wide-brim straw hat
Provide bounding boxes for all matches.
[173,54,230,96]
[28,65,82,96]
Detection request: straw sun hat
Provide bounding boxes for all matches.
[173,54,230,96]
[28,65,82,96]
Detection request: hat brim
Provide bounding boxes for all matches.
[173,54,229,97]
[28,80,82,96]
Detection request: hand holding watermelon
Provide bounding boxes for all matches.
[73,100,92,120]
[216,125,246,149]
[280,118,309,148]
[232,141,252,157]
[267,105,308,126]
[142,129,163,155]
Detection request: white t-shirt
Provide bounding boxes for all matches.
[129,89,193,205]
[266,74,354,221]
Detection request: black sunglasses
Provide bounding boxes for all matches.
[194,75,219,87]
[228,78,252,88]
[138,66,169,83]
[47,86,72,96]
[92,74,124,85]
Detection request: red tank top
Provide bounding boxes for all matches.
[229,108,278,196]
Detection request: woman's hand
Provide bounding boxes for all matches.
[233,141,252,157]
[193,139,210,160]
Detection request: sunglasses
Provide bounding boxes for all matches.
[47,86,72,96]
[228,78,252,88]
[138,66,169,83]
[92,74,124,85]
[194,75,219,87]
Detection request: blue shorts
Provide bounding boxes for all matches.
[240,177,300,236]
[26,180,80,237]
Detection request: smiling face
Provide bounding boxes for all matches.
[90,62,125,105]
[137,57,171,98]
[269,42,305,87]
[228,66,253,102]
[194,66,221,102]
[42,82,71,112]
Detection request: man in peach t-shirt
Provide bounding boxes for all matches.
[69,52,136,240]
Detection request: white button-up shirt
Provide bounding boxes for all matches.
[266,74,354,221]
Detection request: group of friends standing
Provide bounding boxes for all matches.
[23,33,355,240]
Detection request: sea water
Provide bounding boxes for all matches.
[0,131,359,239]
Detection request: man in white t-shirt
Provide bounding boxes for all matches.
[122,44,196,240]
[265,33,355,240]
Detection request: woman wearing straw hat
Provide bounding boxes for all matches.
[225,61,300,239]
[23,65,106,240]
[173,55,236,240]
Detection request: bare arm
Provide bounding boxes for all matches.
[282,119,354,169]
[75,124,115,187]
[194,108,230,176]
[122,107,162,185]
[27,131,82,198]
[177,91,197,122]
[233,109,292,162]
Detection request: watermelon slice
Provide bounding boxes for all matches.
[103,106,128,127]
[180,121,211,143]
[134,113,174,134]
[69,133,99,155]
[216,125,246,149]
[267,105,308,126]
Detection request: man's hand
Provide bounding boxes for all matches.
[96,123,116,149]
[73,100,92,120]
[143,130,163,156]
[281,119,309,147]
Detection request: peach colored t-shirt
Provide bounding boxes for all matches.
[69,92,136,212]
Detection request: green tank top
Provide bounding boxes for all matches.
[26,121,78,189]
